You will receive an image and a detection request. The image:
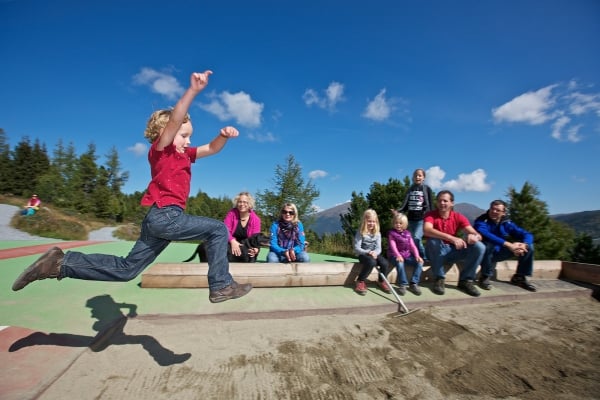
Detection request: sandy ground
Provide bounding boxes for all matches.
[30,296,600,400]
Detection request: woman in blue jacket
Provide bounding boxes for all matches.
[266,203,310,263]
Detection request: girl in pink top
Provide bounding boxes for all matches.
[387,212,424,295]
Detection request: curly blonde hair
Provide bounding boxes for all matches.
[233,191,256,209]
[143,109,191,143]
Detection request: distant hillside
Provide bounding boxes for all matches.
[454,203,486,223]
[311,203,600,241]
[552,210,600,240]
[311,202,350,235]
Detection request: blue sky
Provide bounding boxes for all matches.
[1,0,599,215]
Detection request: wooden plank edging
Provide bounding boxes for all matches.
[141,260,566,289]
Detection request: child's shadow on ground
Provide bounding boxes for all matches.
[9,294,190,367]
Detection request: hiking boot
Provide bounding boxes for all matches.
[395,284,407,295]
[478,275,493,290]
[432,278,445,295]
[12,246,64,291]
[209,281,253,303]
[510,274,537,292]
[355,280,367,296]
[378,280,392,294]
[409,283,422,296]
[458,280,481,297]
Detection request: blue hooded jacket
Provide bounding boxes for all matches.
[474,212,534,253]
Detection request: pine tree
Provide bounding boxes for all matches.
[255,154,319,230]
[0,129,13,193]
[72,143,99,213]
[507,181,574,260]
[340,191,369,240]
[568,233,600,264]
[11,137,35,196]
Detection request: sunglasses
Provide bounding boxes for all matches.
[281,210,295,216]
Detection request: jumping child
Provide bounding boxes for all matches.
[12,71,252,304]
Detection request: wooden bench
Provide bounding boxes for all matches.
[140,260,564,288]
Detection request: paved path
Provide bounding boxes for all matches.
[0,204,122,241]
[0,204,49,240]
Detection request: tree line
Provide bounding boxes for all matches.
[1,128,598,263]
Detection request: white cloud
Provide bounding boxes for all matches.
[303,82,345,111]
[127,142,148,157]
[425,166,446,189]
[309,170,328,179]
[199,91,263,128]
[492,81,600,142]
[132,68,184,100]
[567,92,600,116]
[492,84,557,125]
[326,82,344,105]
[246,131,277,142]
[363,89,391,121]
[551,116,571,140]
[426,166,491,192]
[309,204,323,213]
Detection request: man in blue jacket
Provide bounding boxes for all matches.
[474,200,536,292]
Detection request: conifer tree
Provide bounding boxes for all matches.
[0,129,13,193]
[568,233,600,264]
[507,181,574,260]
[255,154,319,230]
[11,137,35,196]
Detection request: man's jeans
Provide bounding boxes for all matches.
[60,205,233,291]
[408,220,426,258]
[481,242,534,277]
[266,251,310,263]
[389,256,423,286]
[425,238,485,281]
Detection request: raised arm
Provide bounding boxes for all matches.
[195,126,239,159]
[157,71,212,151]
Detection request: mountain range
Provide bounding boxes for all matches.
[311,202,600,241]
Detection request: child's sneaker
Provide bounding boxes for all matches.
[355,280,367,295]
[378,280,392,294]
[409,283,422,296]
[395,284,407,295]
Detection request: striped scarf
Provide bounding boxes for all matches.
[277,221,299,249]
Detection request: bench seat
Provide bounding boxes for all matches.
[140,260,564,288]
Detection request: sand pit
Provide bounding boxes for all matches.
[33,296,599,400]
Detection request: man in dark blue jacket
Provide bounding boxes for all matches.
[474,200,536,292]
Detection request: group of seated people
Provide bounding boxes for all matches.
[206,190,535,299]
[353,190,536,298]
[210,191,309,264]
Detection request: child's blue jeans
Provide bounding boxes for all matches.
[389,256,423,286]
[60,205,234,291]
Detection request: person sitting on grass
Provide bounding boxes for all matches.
[21,194,41,216]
